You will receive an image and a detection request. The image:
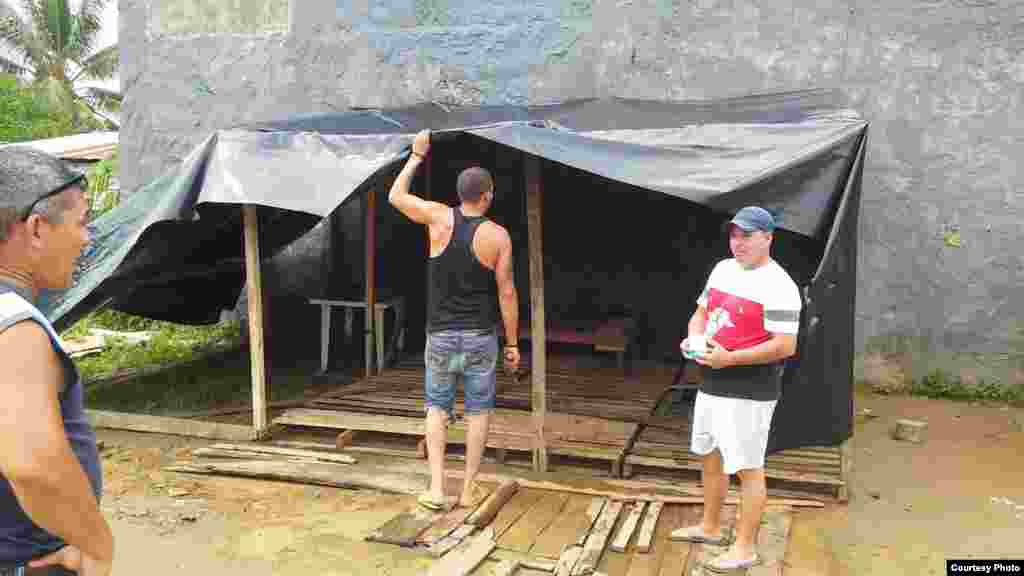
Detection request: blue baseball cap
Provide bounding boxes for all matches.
[727,206,776,233]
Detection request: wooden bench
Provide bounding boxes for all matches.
[519,316,635,371]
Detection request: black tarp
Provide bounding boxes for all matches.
[40,89,867,453]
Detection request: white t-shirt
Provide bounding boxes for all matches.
[695,258,802,401]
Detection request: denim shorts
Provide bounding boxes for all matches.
[424,328,498,420]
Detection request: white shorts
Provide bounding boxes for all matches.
[690,390,777,475]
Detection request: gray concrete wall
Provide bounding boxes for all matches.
[120,0,1024,386]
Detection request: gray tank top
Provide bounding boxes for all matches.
[0,282,102,566]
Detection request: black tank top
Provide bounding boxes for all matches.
[426,208,499,333]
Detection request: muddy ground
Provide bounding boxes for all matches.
[96,391,1024,575]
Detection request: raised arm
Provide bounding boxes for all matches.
[388,130,448,226]
[0,322,114,569]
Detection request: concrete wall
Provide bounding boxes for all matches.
[120,0,1024,385]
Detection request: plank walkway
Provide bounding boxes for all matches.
[361,482,796,576]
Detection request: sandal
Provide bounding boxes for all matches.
[458,482,488,509]
[417,492,448,511]
[668,524,730,546]
[703,551,761,573]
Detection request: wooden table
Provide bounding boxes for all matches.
[309,297,405,375]
[519,316,635,371]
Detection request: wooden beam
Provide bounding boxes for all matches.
[86,410,254,441]
[465,479,520,526]
[193,442,357,464]
[425,527,495,574]
[243,205,268,438]
[166,458,427,495]
[610,501,646,552]
[447,471,825,508]
[633,501,663,553]
[839,436,853,502]
[573,499,623,575]
[525,154,547,473]
[365,187,377,377]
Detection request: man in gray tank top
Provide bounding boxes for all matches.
[389,130,521,511]
[0,148,113,575]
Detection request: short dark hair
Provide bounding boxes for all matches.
[456,167,493,203]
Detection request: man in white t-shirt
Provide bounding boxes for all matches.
[671,206,801,572]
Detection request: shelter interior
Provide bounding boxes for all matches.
[261,134,846,497]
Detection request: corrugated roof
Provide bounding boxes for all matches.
[1,131,118,161]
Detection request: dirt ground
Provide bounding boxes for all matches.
[95,391,1024,576]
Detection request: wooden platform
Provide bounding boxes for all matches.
[277,355,846,496]
[307,358,665,423]
[274,407,640,476]
[625,417,846,498]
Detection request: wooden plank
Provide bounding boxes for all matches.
[525,153,547,473]
[367,505,443,546]
[572,499,623,575]
[275,409,633,452]
[839,436,853,502]
[554,545,584,576]
[365,186,377,377]
[498,492,570,553]
[425,526,495,575]
[623,455,844,487]
[493,559,522,576]
[579,498,608,546]
[428,524,476,558]
[446,471,825,508]
[490,549,558,572]
[272,440,436,461]
[655,505,694,576]
[624,502,675,576]
[275,408,426,435]
[610,502,646,553]
[531,495,601,560]
[489,489,549,540]
[86,410,253,441]
[242,205,268,437]
[633,502,663,554]
[595,508,633,576]
[466,479,520,526]
[195,443,356,464]
[166,459,426,495]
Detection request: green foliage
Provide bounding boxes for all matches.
[1,0,120,126]
[0,73,70,141]
[64,309,241,382]
[910,369,1024,404]
[86,152,119,216]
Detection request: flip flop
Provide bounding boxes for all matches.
[417,492,448,511]
[668,524,730,546]
[703,551,761,573]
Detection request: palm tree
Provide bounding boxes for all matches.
[0,0,119,127]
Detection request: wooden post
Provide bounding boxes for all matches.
[365,187,377,378]
[525,154,547,472]
[242,205,268,439]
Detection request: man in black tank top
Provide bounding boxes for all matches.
[389,131,521,511]
[0,148,113,575]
